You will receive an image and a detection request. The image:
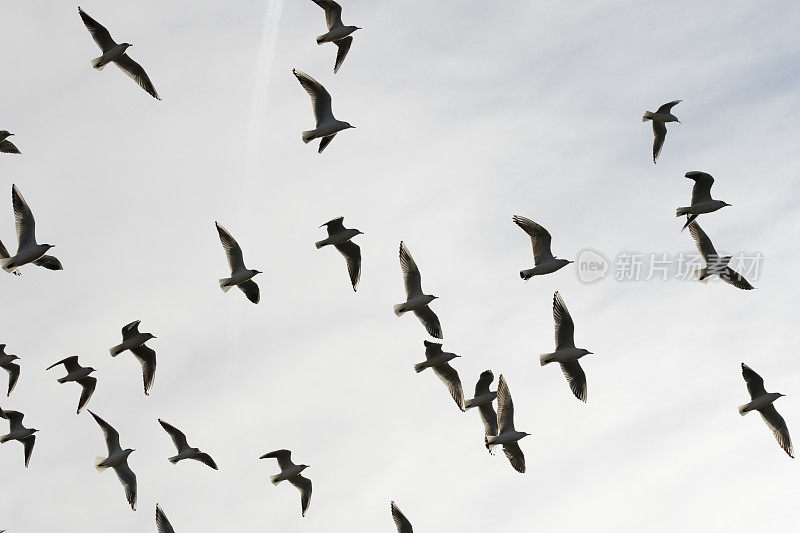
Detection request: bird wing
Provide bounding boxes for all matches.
[33,255,63,270]
[78,7,117,52]
[513,215,554,265]
[12,184,37,250]
[158,419,189,452]
[656,99,682,114]
[432,362,465,411]
[333,241,361,291]
[317,133,337,153]
[413,306,442,339]
[687,221,718,262]
[652,121,667,163]
[192,452,218,470]
[311,0,344,29]
[259,449,294,470]
[215,222,246,273]
[321,216,345,235]
[741,363,767,399]
[502,441,526,473]
[156,504,176,533]
[89,410,121,453]
[391,501,413,533]
[289,474,312,517]
[292,69,334,126]
[553,291,576,350]
[0,409,25,431]
[478,403,498,437]
[0,140,20,154]
[113,461,138,510]
[560,361,587,402]
[333,36,353,74]
[496,375,515,434]
[399,241,423,298]
[22,434,35,468]
[237,279,260,304]
[47,355,81,372]
[474,369,494,397]
[4,363,20,396]
[0,239,10,258]
[122,320,142,340]
[759,404,794,458]
[722,268,754,290]
[686,171,714,204]
[76,377,97,413]
[113,54,161,100]
[130,344,156,395]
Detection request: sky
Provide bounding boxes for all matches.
[2,0,800,530]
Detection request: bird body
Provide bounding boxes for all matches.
[219,268,260,290]
[512,216,572,279]
[158,418,218,469]
[0,131,20,154]
[739,392,784,415]
[109,320,157,395]
[316,24,358,44]
[675,172,731,230]
[520,259,572,279]
[270,463,308,484]
[57,366,95,383]
[539,347,591,365]
[1,185,59,274]
[91,43,132,70]
[393,294,436,316]
[464,391,496,410]
[0,408,38,467]
[486,430,528,447]
[676,199,730,217]
[315,228,362,248]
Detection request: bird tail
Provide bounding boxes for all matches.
[90,56,107,70]
[464,399,476,409]
[0,434,11,443]
[301,130,316,143]
[393,303,407,316]
[95,456,110,472]
[413,362,427,373]
[57,376,70,384]
[484,435,497,452]
[697,268,710,283]
[168,456,180,464]
[219,278,234,292]
[642,111,654,121]
[109,344,125,357]
[519,269,535,280]
[738,403,750,416]
[314,239,329,249]
[539,353,555,366]
[681,214,697,231]
[315,34,327,44]
[675,207,691,217]
[270,474,282,485]
[1,257,16,272]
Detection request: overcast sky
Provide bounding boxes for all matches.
[2,0,800,531]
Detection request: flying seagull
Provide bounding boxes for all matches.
[485,375,529,473]
[109,320,157,395]
[216,222,261,304]
[315,216,363,291]
[540,291,593,402]
[391,501,413,533]
[687,221,754,290]
[89,410,137,510]
[1,184,61,275]
[158,419,218,470]
[309,0,361,73]
[513,215,572,279]
[46,356,97,414]
[414,341,465,411]
[739,363,793,458]
[292,68,354,153]
[156,504,176,533]
[260,449,312,517]
[0,407,37,468]
[78,7,161,100]
[0,345,20,397]
[394,241,442,338]
[464,370,498,452]
[643,100,681,163]
[676,171,731,231]
[0,131,20,154]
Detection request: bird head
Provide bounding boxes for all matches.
[123,43,133,49]
[146,333,157,340]
[299,464,310,471]
[124,448,135,456]
[253,269,263,275]
[723,202,733,207]
[355,230,364,236]
[87,367,97,373]
[43,244,55,250]
[582,349,593,356]
[344,122,356,129]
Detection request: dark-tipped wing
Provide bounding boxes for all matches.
[553,291,575,350]
[722,268,754,290]
[114,54,161,100]
[76,377,97,413]
[12,184,36,250]
[496,375,515,434]
[78,7,117,52]
[122,320,141,340]
[22,434,35,468]
[687,221,717,262]
[413,306,442,339]
[656,99,682,114]
[686,171,714,204]
[113,461,137,510]
[399,241,423,298]
[321,216,345,234]
[130,344,156,395]
[652,121,667,163]
[0,409,25,430]
[289,474,312,517]
[33,255,63,270]
[432,363,464,411]
[311,0,344,30]
[513,215,554,265]
[0,140,20,154]
[334,240,361,291]
[759,405,794,458]
[89,410,121,453]
[741,363,767,400]
[474,370,494,397]
[391,501,413,533]
[156,504,175,533]
[259,449,294,470]
[333,36,353,74]
[4,363,20,396]
[215,222,245,273]
[292,69,333,126]
[46,355,81,372]
[192,452,218,470]
[318,134,337,153]
[502,441,525,473]
[560,361,587,402]
[158,419,189,452]
[478,403,498,437]
[237,279,260,304]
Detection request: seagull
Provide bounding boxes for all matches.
[413,341,464,411]
[156,504,175,533]
[46,356,97,414]
[309,0,361,73]
[158,419,218,470]
[260,449,312,517]
[676,171,731,231]
[109,320,157,395]
[78,7,161,100]
[0,131,20,154]
[216,222,261,304]
[0,407,37,468]
[687,221,754,290]
[1,185,61,275]
[540,291,593,402]
[464,370,498,452]
[315,216,363,291]
[739,363,793,458]
[643,100,681,163]
[391,501,413,533]
[292,68,354,153]
[485,375,529,473]
[513,215,572,279]
[393,241,442,339]
[88,410,137,510]
[0,345,20,397]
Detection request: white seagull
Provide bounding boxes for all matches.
[391,501,413,533]
[676,171,731,231]
[1,184,61,275]
[394,241,442,338]
[315,216,363,291]
[0,345,20,397]
[292,68,354,153]
[109,320,157,395]
[687,221,754,290]
[78,7,161,99]
[739,363,793,458]
[540,291,593,402]
[46,356,97,414]
[156,504,176,533]
[0,131,20,154]
[89,410,137,510]
[414,341,464,411]
[309,0,361,73]
[465,370,498,452]
[513,215,572,279]
[0,407,38,468]
[260,449,312,517]
[158,418,218,470]
[485,375,529,473]
[216,222,261,304]
[643,100,681,163]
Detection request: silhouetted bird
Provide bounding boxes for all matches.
[292,69,354,153]
[1,185,61,275]
[315,216,362,291]
[485,375,528,473]
[465,370,498,452]
[643,100,681,163]
[394,242,442,338]
[0,345,20,397]
[308,0,361,73]
[0,407,37,467]
[391,501,413,533]
[260,449,312,517]
[676,171,731,230]
[513,215,572,279]
[158,419,218,470]
[540,292,593,402]
[687,221,754,290]
[216,222,261,304]
[414,341,464,411]
[89,410,137,510]
[109,320,157,395]
[46,356,97,413]
[739,363,793,458]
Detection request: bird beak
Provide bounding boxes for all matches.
[587,351,594,355]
